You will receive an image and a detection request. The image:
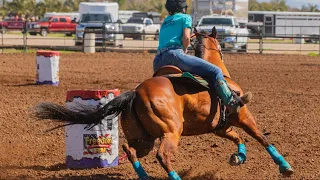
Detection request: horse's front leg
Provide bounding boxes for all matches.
[122,144,149,180]
[215,128,247,166]
[238,110,294,176]
[156,133,181,180]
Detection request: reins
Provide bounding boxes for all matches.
[191,32,224,60]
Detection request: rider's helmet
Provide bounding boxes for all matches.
[165,0,188,15]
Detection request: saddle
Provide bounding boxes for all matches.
[153,65,209,90]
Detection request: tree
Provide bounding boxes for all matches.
[126,0,149,12]
[249,0,289,11]
[4,0,36,17]
[307,3,318,12]
[249,0,260,11]
[113,0,126,10]
[149,0,167,19]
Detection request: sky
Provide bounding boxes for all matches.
[257,0,319,8]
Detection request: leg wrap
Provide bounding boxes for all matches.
[237,143,247,162]
[168,170,181,180]
[266,145,291,173]
[133,161,149,179]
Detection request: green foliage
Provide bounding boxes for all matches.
[249,0,289,11]
[301,4,319,12]
[308,52,320,57]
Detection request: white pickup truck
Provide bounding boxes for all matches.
[196,15,249,52]
[121,17,160,40]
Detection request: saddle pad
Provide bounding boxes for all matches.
[164,72,210,89]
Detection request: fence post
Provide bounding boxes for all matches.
[103,22,106,52]
[1,26,3,53]
[23,21,27,53]
[259,25,263,54]
[319,26,320,55]
[299,26,301,55]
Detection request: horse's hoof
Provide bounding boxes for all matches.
[281,168,294,177]
[229,153,242,166]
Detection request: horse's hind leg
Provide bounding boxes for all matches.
[215,128,247,166]
[238,111,293,176]
[122,144,149,180]
[156,133,181,180]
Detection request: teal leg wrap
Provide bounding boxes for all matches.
[266,145,291,173]
[168,170,181,180]
[133,161,149,179]
[237,143,247,163]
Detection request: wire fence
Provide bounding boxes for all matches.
[0,21,320,55]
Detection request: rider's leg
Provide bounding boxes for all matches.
[169,49,251,113]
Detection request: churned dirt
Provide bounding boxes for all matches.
[0,52,319,180]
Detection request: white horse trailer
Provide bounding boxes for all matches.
[248,11,320,42]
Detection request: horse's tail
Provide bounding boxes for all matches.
[34,91,136,129]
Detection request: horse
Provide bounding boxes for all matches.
[33,27,294,179]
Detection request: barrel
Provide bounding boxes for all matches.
[84,33,95,53]
[36,50,60,85]
[65,89,121,169]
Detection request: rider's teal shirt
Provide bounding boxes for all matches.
[158,13,192,50]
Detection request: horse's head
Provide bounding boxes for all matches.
[192,27,231,78]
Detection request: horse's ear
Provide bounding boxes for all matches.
[211,26,217,38]
[194,27,198,33]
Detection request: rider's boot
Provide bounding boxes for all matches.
[215,80,252,113]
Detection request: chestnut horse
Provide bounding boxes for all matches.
[34,27,293,179]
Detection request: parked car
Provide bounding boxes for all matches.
[0,17,25,33]
[121,17,160,40]
[196,15,249,52]
[0,19,8,33]
[28,16,77,36]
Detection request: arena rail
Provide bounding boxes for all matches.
[0,22,319,55]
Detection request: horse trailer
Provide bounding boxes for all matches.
[248,11,320,42]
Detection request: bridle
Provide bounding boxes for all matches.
[191,31,224,61]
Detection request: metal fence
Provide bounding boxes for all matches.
[0,21,320,55]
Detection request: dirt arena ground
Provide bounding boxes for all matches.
[0,52,319,180]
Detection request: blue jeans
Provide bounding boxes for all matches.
[153,47,225,87]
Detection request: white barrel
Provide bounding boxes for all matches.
[36,50,60,86]
[65,89,120,169]
[84,33,96,53]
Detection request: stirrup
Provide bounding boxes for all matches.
[228,92,253,113]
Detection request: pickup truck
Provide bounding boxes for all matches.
[28,16,77,36]
[0,17,25,33]
[196,15,249,52]
[75,12,122,47]
[121,17,160,40]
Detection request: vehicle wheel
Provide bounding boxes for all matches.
[310,39,317,44]
[29,32,37,36]
[40,28,48,37]
[139,31,145,40]
[238,44,248,53]
[75,42,83,46]
[0,28,6,34]
[66,32,73,37]
[154,30,159,40]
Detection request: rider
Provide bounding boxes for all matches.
[153,0,252,113]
